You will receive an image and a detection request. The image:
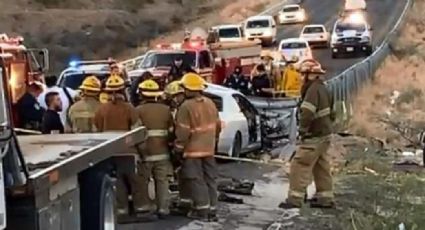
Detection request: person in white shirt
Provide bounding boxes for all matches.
[37,76,78,127]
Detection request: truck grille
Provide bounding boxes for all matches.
[250,33,263,36]
[338,37,361,43]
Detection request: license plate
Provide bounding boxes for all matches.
[346,47,354,52]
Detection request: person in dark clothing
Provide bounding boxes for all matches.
[251,64,271,97]
[16,83,45,130]
[41,92,64,134]
[168,57,195,82]
[223,66,250,95]
[130,71,154,107]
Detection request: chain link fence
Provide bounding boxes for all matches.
[325,0,412,126]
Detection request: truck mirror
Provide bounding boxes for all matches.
[39,49,49,72]
[27,48,49,73]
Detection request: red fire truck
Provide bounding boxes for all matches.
[127,37,262,86]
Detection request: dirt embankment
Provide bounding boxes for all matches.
[0,0,280,73]
[349,0,425,147]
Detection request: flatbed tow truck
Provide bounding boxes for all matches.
[0,35,146,230]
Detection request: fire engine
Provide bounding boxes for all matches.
[128,32,262,86]
[0,34,49,126]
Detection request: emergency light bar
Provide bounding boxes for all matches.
[68,60,116,67]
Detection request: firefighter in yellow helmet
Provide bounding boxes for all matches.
[164,80,193,212]
[132,79,174,219]
[279,63,335,209]
[174,73,221,221]
[94,74,140,218]
[164,80,185,117]
[68,76,101,133]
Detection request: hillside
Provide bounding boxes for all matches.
[0,0,279,73]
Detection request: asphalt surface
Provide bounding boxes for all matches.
[269,0,407,79]
[119,0,408,229]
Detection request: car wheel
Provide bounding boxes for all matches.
[231,132,242,158]
[80,170,116,230]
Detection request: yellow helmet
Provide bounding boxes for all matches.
[180,73,206,91]
[79,76,101,92]
[105,74,125,91]
[164,81,184,95]
[138,79,163,97]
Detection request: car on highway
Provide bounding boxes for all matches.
[211,24,244,42]
[278,4,307,24]
[244,15,277,46]
[330,14,373,58]
[278,38,313,63]
[299,24,330,48]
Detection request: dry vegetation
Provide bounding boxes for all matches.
[0,0,280,73]
[349,0,425,147]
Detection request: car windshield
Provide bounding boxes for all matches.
[218,28,241,38]
[140,51,196,69]
[281,42,307,49]
[61,72,110,90]
[283,6,300,12]
[246,20,270,28]
[335,22,366,32]
[303,27,324,34]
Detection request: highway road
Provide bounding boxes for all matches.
[269,0,408,80]
[119,0,408,229]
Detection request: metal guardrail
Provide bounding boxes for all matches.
[325,0,412,104]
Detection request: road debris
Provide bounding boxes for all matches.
[218,193,244,204]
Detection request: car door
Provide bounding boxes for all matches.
[233,94,262,145]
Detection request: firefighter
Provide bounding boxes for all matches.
[68,76,101,133]
[94,74,140,217]
[279,64,335,209]
[164,80,185,116]
[133,79,174,219]
[94,75,139,131]
[174,73,221,221]
[164,80,193,211]
[223,66,250,95]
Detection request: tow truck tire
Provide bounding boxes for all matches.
[231,132,242,158]
[80,170,116,230]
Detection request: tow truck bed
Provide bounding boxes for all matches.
[17,127,146,181]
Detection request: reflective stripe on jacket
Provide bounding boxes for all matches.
[175,96,221,158]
